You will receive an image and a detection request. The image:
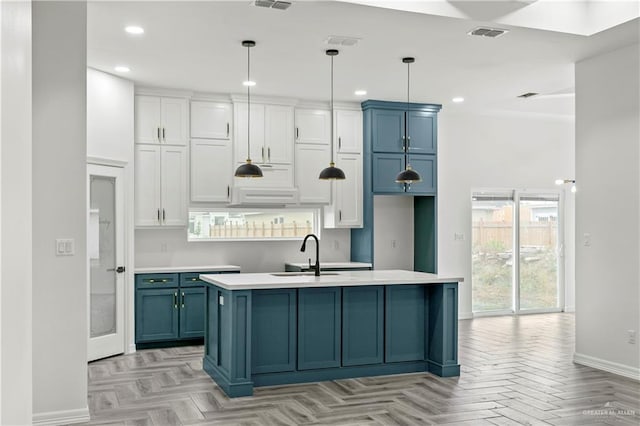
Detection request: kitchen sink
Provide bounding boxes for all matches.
[270,272,340,277]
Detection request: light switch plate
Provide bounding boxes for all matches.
[56,238,75,256]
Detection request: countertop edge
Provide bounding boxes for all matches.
[135,265,241,274]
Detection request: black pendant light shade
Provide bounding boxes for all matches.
[235,40,263,178]
[319,49,346,181]
[319,162,346,180]
[395,56,422,185]
[395,165,421,183]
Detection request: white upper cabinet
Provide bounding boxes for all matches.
[135,144,187,227]
[324,153,363,228]
[135,95,188,146]
[190,139,232,203]
[335,108,363,154]
[234,102,266,163]
[191,101,232,140]
[234,102,293,165]
[265,105,294,164]
[295,144,331,204]
[295,109,330,145]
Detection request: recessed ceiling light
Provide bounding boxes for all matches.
[125,26,144,35]
[452,97,464,103]
[114,66,130,73]
[354,90,367,96]
[242,80,256,87]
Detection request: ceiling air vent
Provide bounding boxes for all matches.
[325,35,361,47]
[468,27,509,38]
[254,0,291,10]
[518,92,539,98]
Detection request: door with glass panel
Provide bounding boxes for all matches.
[472,191,561,314]
[88,164,125,361]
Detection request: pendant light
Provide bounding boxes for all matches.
[235,40,263,178]
[319,49,346,180]
[395,57,422,184]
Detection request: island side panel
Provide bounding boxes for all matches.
[427,283,460,376]
[385,285,427,362]
[203,285,254,397]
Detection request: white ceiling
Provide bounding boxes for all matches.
[87,1,640,117]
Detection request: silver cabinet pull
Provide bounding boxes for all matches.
[338,137,342,150]
[261,146,265,162]
[339,210,342,221]
[227,185,230,199]
[181,292,185,308]
[173,292,178,309]
[407,135,411,150]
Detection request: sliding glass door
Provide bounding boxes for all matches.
[472,191,562,315]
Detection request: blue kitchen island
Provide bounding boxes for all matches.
[199,270,462,397]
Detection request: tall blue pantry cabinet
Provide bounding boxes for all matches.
[351,100,442,273]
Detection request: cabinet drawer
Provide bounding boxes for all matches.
[135,273,179,289]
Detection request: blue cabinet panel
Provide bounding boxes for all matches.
[342,286,384,366]
[372,154,405,193]
[252,289,296,374]
[135,288,179,342]
[135,273,179,289]
[385,285,426,362]
[407,111,436,154]
[298,287,341,370]
[179,287,205,339]
[407,154,436,195]
[372,109,404,153]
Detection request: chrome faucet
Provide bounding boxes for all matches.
[300,233,320,276]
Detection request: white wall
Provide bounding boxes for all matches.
[87,68,135,353]
[32,2,89,423]
[135,228,350,272]
[574,43,639,379]
[374,195,414,270]
[0,1,33,424]
[438,110,575,318]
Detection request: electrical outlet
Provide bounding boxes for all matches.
[454,233,465,241]
[391,240,397,249]
[628,330,636,344]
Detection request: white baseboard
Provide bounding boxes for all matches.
[32,407,90,425]
[574,352,640,381]
[127,342,137,354]
[458,311,473,320]
[564,305,575,312]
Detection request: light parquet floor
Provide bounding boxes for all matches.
[83,313,640,425]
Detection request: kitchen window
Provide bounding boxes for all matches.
[188,208,320,241]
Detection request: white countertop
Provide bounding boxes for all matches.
[135,265,241,274]
[200,269,463,290]
[285,261,372,269]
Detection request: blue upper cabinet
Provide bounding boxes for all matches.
[407,111,436,154]
[372,110,404,153]
[406,154,436,195]
[372,153,405,193]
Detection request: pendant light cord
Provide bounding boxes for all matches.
[330,54,335,164]
[405,61,410,169]
[247,44,251,162]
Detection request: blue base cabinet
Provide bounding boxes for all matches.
[203,282,460,398]
[135,270,239,347]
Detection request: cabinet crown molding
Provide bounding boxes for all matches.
[135,86,193,98]
[230,94,298,106]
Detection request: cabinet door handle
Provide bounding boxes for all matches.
[157,127,161,142]
[174,292,178,309]
[162,279,168,283]
[162,127,166,142]
[227,185,230,199]
[338,137,342,150]
[296,127,299,139]
[261,146,265,162]
[339,210,342,221]
[181,292,185,308]
[226,122,230,137]
[407,135,411,150]
[157,208,160,223]
[148,279,155,283]
[162,208,166,223]
[191,277,197,281]
[267,147,271,162]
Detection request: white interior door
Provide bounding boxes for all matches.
[88,164,125,361]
